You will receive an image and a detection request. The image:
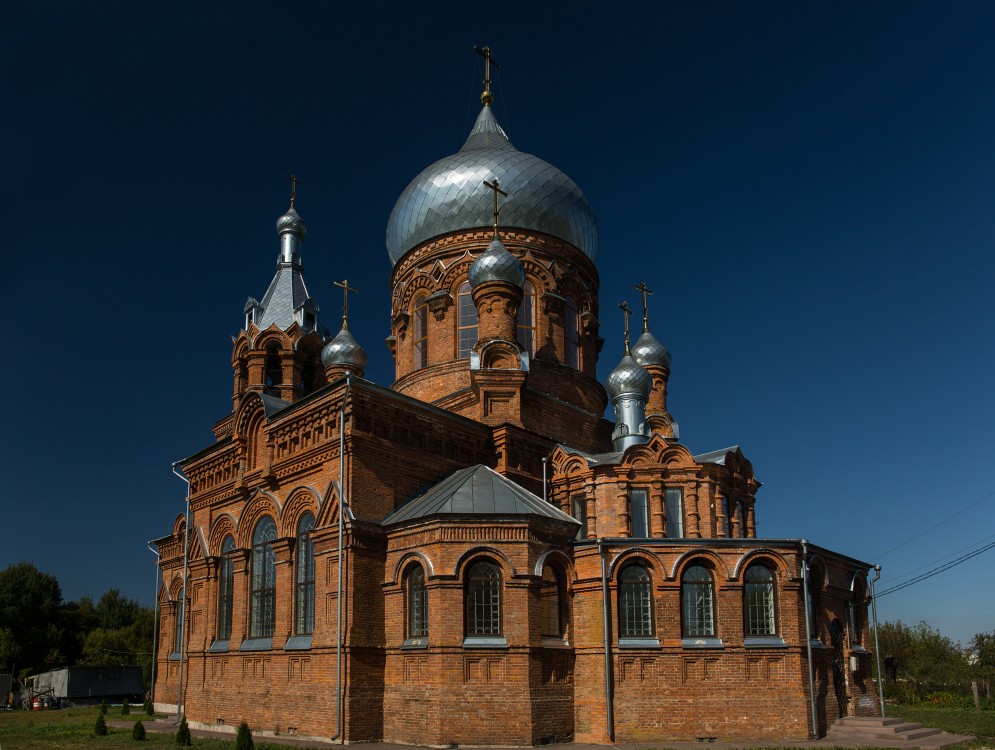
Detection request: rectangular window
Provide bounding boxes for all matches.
[665,488,684,538]
[572,496,587,540]
[630,489,648,538]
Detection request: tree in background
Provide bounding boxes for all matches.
[879,620,969,703]
[971,630,995,700]
[0,562,77,675]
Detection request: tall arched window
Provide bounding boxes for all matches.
[457,282,478,359]
[540,565,562,638]
[217,536,235,641]
[563,297,580,369]
[681,564,715,637]
[405,564,428,639]
[413,295,428,369]
[807,561,823,639]
[295,513,315,636]
[249,516,277,638]
[465,560,501,636]
[619,564,653,637]
[517,281,536,354]
[744,564,776,636]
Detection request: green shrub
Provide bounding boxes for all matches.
[144,699,154,716]
[100,699,109,715]
[122,700,131,715]
[175,717,192,746]
[235,720,254,750]
[95,712,108,736]
[133,720,147,741]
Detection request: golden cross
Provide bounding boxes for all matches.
[285,174,302,208]
[474,45,500,105]
[634,282,654,332]
[482,178,509,239]
[333,279,358,328]
[618,301,633,352]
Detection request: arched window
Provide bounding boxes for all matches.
[619,564,653,637]
[217,536,235,641]
[173,596,184,654]
[517,281,536,354]
[563,297,580,369]
[849,578,866,646]
[744,564,776,636]
[264,344,283,396]
[457,282,478,359]
[405,564,428,639]
[681,564,715,637]
[465,560,501,636]
[413,295,428,369]
[807,561,824,639]
[540,564,562,638]
[295,513,315,635]
[249,516,277,638]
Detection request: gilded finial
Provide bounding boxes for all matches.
[482,178,509,240]
[333,279,358,329]
[619,301,633,354]
[634,282,654,332]
[474,45,500,106]
[285,174,301,208]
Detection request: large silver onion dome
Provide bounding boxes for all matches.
[386,105,598,266]
[605,353,652,400]
[468,238,526,288]
[632,330,672,368]
[321,326,367,371]
[276,207,307,239]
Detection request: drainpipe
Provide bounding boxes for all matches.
[147,541,161,706]
[801,540,818,739]
[541,457,548,503]
[599,539,615,742]
[331,375,352,743]
[171,462,191,722]
[869,565,885,717]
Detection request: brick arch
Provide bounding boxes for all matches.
[609,548,665,582]
[172,512,186,537]
[253,327,292,352]
[518,256,557,296]
[208,513,237,557]
[233,392,266,440]
[453,546,516,579]
[281,486,322,537]
[237,490,281,548]
[549,446,588,477]
[624,433,695,468]
[670,549,732,581]
[847,569,869,597]
[390,551,436,586]
[732,548,792,580]
[437,257,477,294]
[807,554,829,589]
[399,272,442,310]
[534,549,574,582]
[167,574,184,600]
[187,526,206,562]
[232,334,250,363]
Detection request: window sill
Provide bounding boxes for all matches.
[208,640,229,653]
[401,637,429,650]
[809,639,826,649]
[239,637,273,652]
[619,637,661,649]
[851,645,868,653]
[682,637,724,649]
[168,652,181,661]
[285,635,312,651]
[462,636,508,649]
[541,637,571,649]
[744,635,787,649]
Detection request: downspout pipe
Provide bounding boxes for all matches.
[331,374,352,743]
[541,457,548,503]
[599,539,615,742]
[171,462,191,722]
[146,541,161,707]
[869,565,885,717]
[801,539,818,739]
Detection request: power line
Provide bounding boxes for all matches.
[882,530,995,586]
[874,487,995,560]
[875,538,995,597]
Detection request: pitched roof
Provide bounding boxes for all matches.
[382,464,579,526]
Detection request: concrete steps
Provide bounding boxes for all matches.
[826,716,973,748]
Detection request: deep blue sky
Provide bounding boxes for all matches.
[3,2,994,646]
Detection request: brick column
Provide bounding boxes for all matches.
[271,537,295,647]
[229,549,250,649]
[650,480,665,538]
[686,481,701,538]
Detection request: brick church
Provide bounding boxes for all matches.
[153,55,879,744]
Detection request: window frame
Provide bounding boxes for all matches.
[563,297,580,369]
[618,564,655,641]
[681,563,718,642]
[540,564,563,639]
[413,295,429,369]
[294,512,315,637]
[405,564,428,642]
[516,281,536,355]
[464,559,505,647]
[665,487,684,538]
[743,564,777,637]
[571,495,587,540]
[629,488,649,538]
[456,282,478,360]
[216,536,235,642]
[249,515,277,640]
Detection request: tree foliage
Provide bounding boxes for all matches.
[879,620,970,703]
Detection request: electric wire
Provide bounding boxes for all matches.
[879,529,995,586]
[875,538,995,597]
[874,487,995,560]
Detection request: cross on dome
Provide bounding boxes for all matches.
[474,45,500,106]
[482,178,509,239]
[333,279,358,329]
[634,281,654,332]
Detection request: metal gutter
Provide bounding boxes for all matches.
[599,539,615,742]
[869,564,885,717]
[170,463,191,723]
[801,539,818,738]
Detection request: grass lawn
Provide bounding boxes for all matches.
[0,706,285,750]
[888,703,995,748]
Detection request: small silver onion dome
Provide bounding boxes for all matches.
[632,330,672,368]
[386,105,598,267]
[276,207,307,239]
[321,326,367,371]
[606,353,652,400]
[468,238,526,288]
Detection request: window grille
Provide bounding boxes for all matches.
[465,561,501,635]
[407,565,428,638]
[540,565,561,637]
[249,516,277,638]
[217,536,235,640]
[619,565,653,637]
[517,282,536,354]
[457,282,478,359]
[681,564,715,637]
[744,565,776,636]
[665,488,684,537]
[295,513,315,635]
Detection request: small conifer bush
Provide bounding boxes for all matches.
[122,700,131,715]
[100,699,109,715]
[235,720,254,750]
[176,716,192,746]
[133,719,147,741]
[94,712,108,736]
[144,699,155,716]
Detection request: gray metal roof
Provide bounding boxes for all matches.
[253,261,314,331]
[382,464,579,526]
[692,445,742,465]
[259,392,292,417]
[385,104,598,266]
